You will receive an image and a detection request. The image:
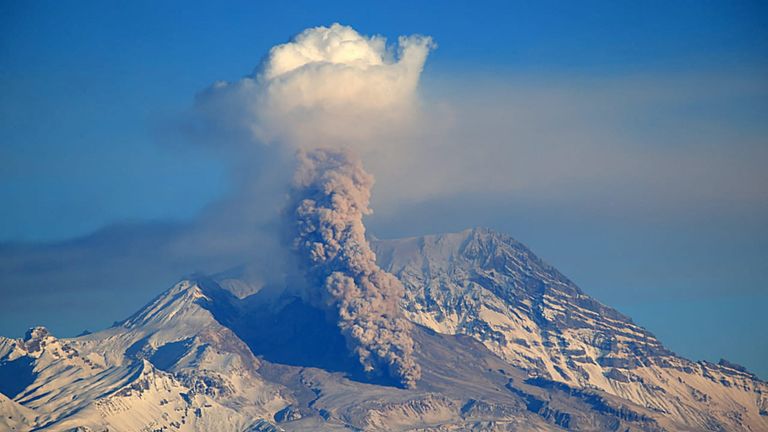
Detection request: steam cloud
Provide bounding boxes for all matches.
[199,24,433,386]
[291,149,421,388]
[202,23,433,151]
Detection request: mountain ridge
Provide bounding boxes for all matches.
[1,227,765,431]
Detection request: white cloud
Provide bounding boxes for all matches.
[201,23,434,152]
[191,24,768,221]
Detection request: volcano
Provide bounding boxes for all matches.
[1,227,765,431]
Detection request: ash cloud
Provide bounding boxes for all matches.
[291,149,420,387]
[1,24,435,383]
[194,23,433,386]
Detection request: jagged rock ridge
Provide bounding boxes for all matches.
[0,227,765,431]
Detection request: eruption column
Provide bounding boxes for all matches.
[291,148,421,388]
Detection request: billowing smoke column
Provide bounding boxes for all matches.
[291,148,421,388]
[199,23,432,388]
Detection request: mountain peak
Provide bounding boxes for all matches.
[23,326,50,342]
[22,326,55,355]
[120,280,214,330]
[376,227,669,378]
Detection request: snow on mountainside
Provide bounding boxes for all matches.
[373,228,768,431]
[0,281,285,431]
[0,392,35,431]
[0,227,766,431]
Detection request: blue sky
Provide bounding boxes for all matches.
[1,1,767,376]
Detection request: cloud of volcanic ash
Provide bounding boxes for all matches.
[291,148,420,387]
[191,24,433,387]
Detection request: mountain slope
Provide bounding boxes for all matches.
[373,227,768,431]
[0,392,35,431]
[1,227,765,431]
[0,280,285,431]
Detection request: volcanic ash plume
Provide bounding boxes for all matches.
[291,148,421,388]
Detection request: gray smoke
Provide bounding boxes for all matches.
[290,148,421,388]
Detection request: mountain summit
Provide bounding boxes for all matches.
[1,228,765,431]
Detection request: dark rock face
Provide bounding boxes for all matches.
[23,326,51,353]
[274,405,302,422]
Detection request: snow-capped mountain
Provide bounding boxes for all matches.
[374,228,768,430]
[0,281,285,432]
[1,228,766,431]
